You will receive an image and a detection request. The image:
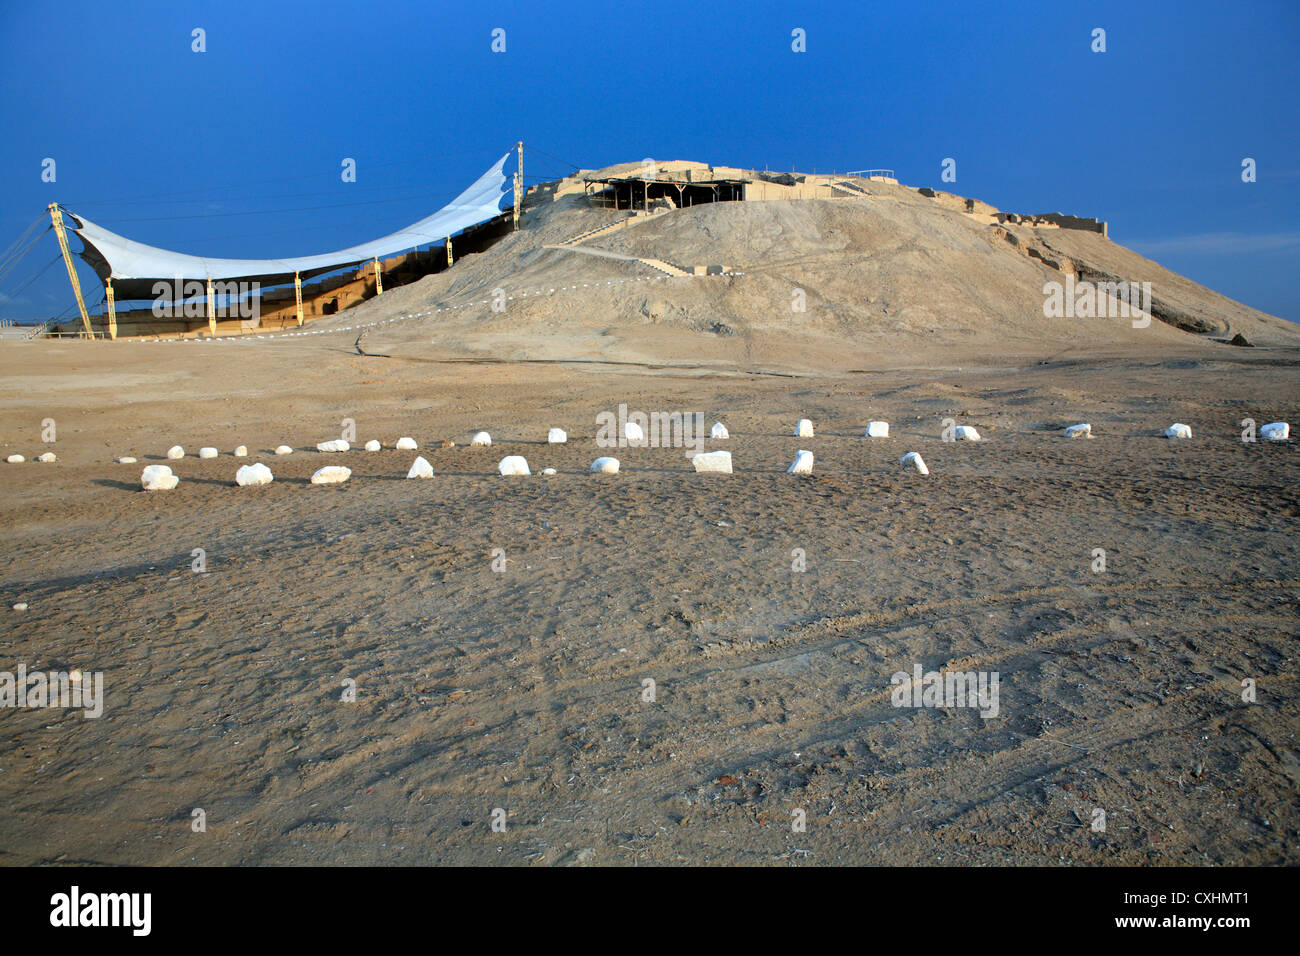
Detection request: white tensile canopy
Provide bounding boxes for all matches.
[65,151,511,299]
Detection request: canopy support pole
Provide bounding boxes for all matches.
[206,278,215,336]
[294,272,304,326]
[446,237,453,268]
[374,257,383,295]
[513,141,523,230]
[105,279,117,340]
[48,204,92,338]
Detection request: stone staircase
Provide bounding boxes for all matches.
[559,217,635,246]
[638,257,691,277]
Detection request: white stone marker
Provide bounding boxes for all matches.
[235,463,274,486]
[548,428,567,444]
[470,431,492,447]
[1261,422,1289,441]
[37,452,56,462]
[199,447,219,459]
[794,419,815,438]
[166,445,185,459]
[407,456,434,479]
[953,425,981,441]
[364,439,382,452]
[866,421,890,438]
[1064,424,1091,438]
[901,452,929,475]
[141,464,179,490]
[234,445,248,457]
[498,455,531,476]
[1165,424,1192,439]
[710,422,730,439]
[590,457,620,474]
[310,466,351,485]
[316,439,350,453]
[395,437,418,451]
[692,451,733,473]
[787,450,814,474]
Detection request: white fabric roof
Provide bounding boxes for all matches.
[66,151,511,297]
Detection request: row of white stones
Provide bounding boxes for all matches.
[17,416,1289,476]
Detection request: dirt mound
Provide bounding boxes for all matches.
[297,161,1299,371]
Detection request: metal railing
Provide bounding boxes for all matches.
[846,169,896,180]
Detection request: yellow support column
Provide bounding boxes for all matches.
[513,141,523,230]
[206,278,216,336]
[48,204,92,337]
[105,279,117,340]
[294,271,304,326]
[446,236,453,268]
[374,257,383,295]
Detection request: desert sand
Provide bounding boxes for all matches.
[1,171,1297,865]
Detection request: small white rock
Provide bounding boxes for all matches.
[12,603,28,611]
[275,445,294,455]
[787,450,814,474]
[1165,423,1192,439]
[901,452,929,475]
[590,456,620,474]
[623,421,645,444]
[866,421,890,438]
[37,452,57,462]
[233,445,248,457]
[199,446,219,459]
[395,436,418,451]
[541,467,558,476]
[141,464,179,490]
[1261,422,1289,441]
[5,455,24,463]
[692,450,733,473]
[118,456,137,464]
[235,463,274,487]
[310,466,352,485]
[364,439,382,452]
[794,419,815,438]
[710,422,730,440]
[407,456,434,479]
[317,439,350,453]
[470,431,492,447]
[166,445,185,459]
[547,428,567,444]
[498,455,531,476]
[1064,424,1091,438]
[953,425,981,441]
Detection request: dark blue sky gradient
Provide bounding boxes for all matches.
[1,0,1297,320]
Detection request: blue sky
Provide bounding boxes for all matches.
[1,0,1297,321]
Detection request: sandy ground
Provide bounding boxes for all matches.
[0,334,1296,865]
